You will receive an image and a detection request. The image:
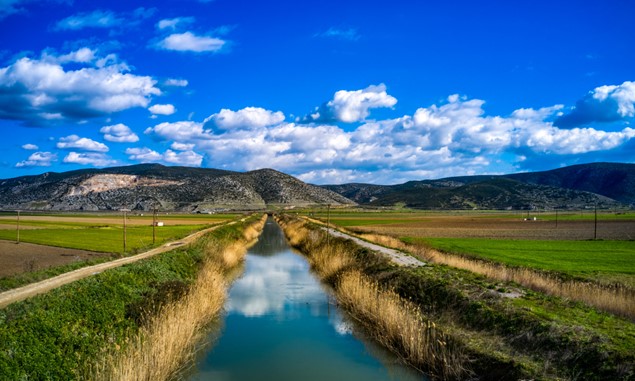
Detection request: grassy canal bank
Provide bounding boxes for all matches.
[277,214,635,380]
[0,215,266,380]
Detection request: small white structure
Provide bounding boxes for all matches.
[154,221,164,227]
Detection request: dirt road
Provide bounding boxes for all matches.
[324,227,425,267]
[0,224,220,309]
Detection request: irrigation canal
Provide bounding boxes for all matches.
[186,217,423,380]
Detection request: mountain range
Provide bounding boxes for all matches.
[0,162,633,211]
[323,162,635,210]
[0,164,353,211]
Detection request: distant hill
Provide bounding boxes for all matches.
[506,162,635,205]
[323,162,635,209]
[0,164,354,211]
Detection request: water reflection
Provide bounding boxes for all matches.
[188,218,424,381]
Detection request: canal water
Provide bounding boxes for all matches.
[187,218,423,381]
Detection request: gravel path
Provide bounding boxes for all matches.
[0,224,221,309]
[323,227,425,267]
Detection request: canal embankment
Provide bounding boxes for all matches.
[276,214,635,381]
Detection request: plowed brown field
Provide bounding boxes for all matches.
[350,217,635,240]
[0,240,110,277]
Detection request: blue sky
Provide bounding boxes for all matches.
[0,0,634,184]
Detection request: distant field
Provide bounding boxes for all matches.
[313,209,635,224]
[0,225,206,253]
[0,213,237,227]
[315,210,635,240]
[308,209,635,286]
[0,212,238,253]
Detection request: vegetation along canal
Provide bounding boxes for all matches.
[187,217,422,380]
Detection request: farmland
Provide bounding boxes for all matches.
[404,238,635,286]
[0,212,237,253]
[316,210,635,240]
[0,212,239,290]
[316,209,635,286]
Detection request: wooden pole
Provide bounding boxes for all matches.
[123,210,127,253]
[120,208,131,253]
[594,205,598,240]
[152,206,157,245]
[16,210,20,244]
[326,204,331,248]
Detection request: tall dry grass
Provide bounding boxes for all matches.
[91,262,226,381]
[277,215,468,379]
[354,231,635,319]
[337,270,466,379]
[91,215,266,381]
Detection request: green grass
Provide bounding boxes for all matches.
[0,225,208,254]
[0,218,257,380]
[406,237,635,281]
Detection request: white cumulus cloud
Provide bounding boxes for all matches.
[63,152,116,167]
[556,80,635,128]
[21,143,38,150]
[163,149,203,166]
[205,107,285,130]
[126,147,203,166]
[149,103,176,115]
[100,123,139,143]
[145,121,209,141]
[57,135,109,152]
[164,78,188,87]
[0,53,160,125]
[157,17,194,30]
[170,142,195,151]
[301,83,397,123]
[15,151,57,167]
[126,147,162,162]
[156,32,226,53]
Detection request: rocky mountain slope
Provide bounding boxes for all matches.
[0,164,354,211]
[323,162,635,209]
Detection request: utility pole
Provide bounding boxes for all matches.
[120,208,131,253]
[326,203,331,248]
[594,205,598,240]
[555,209,558,229]
[152,205,158,245]
[16,210,20,244]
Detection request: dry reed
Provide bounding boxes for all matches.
[91,262,226,381]
[354,231,635,319]
[337,270,466,379]
[91,215,267,381]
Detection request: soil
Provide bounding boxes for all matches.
[0,240,110,277]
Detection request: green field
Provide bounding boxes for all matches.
[0,212,240,253]
[0,225,208,253]
[407,237,635,284]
